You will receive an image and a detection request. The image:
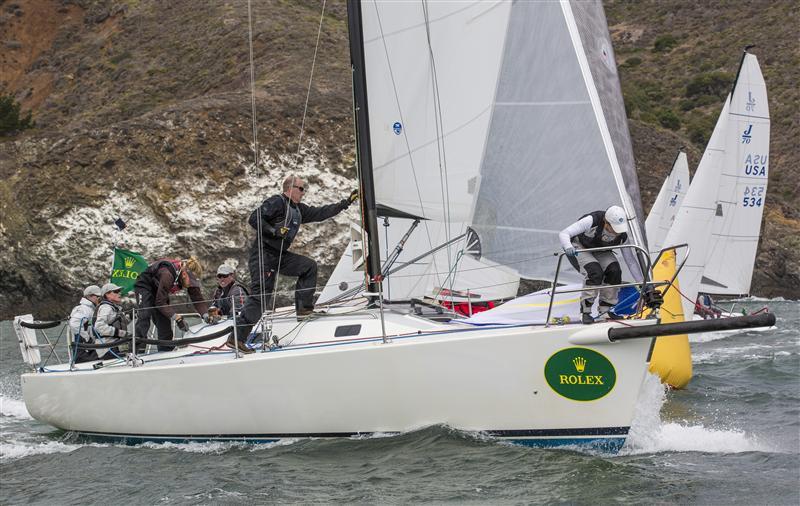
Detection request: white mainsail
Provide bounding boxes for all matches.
[645,150,690,256]
[323,1,520,303]
[699,52,769,295]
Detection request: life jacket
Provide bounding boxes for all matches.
[93,300,130,333]
[211,281,250,315]
[575,211,628,249]
[135,258,183,294]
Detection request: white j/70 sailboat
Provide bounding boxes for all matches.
[15,1,774,451]
[657,48,770,322]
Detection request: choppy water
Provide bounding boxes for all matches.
[1,300,798,504]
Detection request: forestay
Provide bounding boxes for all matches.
[645,150,690,256]
[699,52,769,295]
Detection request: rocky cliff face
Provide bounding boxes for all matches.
[1,0,797,319]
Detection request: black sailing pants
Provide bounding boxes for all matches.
[134,289,175,351]
[241,248,318,326]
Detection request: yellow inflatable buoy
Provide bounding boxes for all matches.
[647,249,693,389]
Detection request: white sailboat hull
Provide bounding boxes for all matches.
[21,313,652,450]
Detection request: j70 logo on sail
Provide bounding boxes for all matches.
[741,124,753,144]
[544,348,616,401]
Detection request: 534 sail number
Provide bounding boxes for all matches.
[742,186,765,207]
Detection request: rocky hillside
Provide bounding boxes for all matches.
[1,0,797,319]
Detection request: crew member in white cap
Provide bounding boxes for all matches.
[558,205,642,324]
[208,264,248,321]
[68,285,102,363]
[91,283,131,359]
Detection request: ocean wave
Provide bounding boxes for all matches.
[623,422,768,454]
[136,438,296,454]
[693,344,792,364]
[0,440,83,461]
[0,396,31,419]
[623,373,770,454]
[729,296,794,302]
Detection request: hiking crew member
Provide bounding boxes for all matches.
[208,264,248,321]
[239,174,357,337]
[559,205,642,324]
[133,256,207,351]
[93,282,130,359]
[68,285,102,363]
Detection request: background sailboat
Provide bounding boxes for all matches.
[645,149,690,257]
[662,49,769,320]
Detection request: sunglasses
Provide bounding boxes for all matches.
[108,290,121,294]
[293,185,305,192]
[217,273,232,279]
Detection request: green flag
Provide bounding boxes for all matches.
[110,247,148,294]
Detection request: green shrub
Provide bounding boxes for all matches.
[686,112,716,146]
[653,34,679,53]
[622,56,643,68]
[657,108,681,130]
[0,94,34,136]
[685,71,733,99]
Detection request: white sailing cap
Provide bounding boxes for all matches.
[83,285,102,297]
[216,264,235,276]
[101,283,123,296]
[605,205,629,234]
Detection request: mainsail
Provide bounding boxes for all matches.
[699,52,769,295]
[645,150,690,256]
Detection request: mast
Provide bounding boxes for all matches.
[347,0,382,297]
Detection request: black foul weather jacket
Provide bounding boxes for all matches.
[248,193,349,254]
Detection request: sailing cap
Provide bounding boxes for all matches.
[101,283,122,296]
[83,285,102,297]
[216,264,235,276]
[605,205,629,234]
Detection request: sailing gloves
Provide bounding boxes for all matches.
[564,246,578,258]
[204,308,221,324]
[348,189,359,204]
[174,315,189,332]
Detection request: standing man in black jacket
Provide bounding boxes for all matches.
[239,174,357,337]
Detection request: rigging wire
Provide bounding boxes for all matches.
[245,0,268,319]
[267,0,329,325]
[244,0,328,331]
[421,0,455,300]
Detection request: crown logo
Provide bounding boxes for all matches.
[124,256,135,268]
[573,356,587,373]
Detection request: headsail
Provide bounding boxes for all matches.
[645,149,690,256]
[470,0,644,282]
[699,52,769,295]
[662,98,730,319]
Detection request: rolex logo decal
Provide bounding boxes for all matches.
[124,257,136,268]
[544,348,616,401]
